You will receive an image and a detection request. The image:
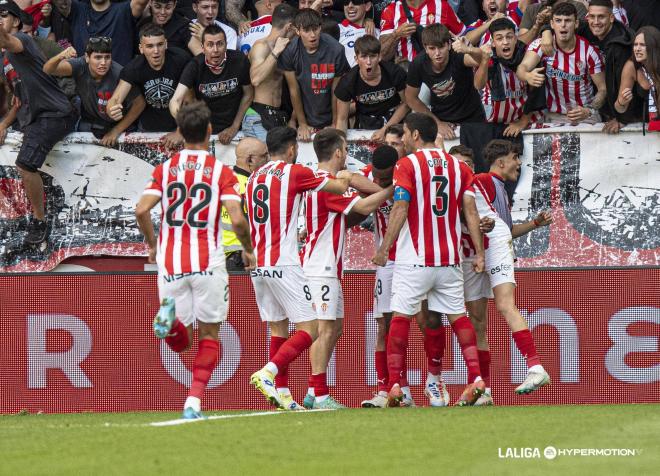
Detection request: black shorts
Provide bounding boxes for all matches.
[15,114,76,173]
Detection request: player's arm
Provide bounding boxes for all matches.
[223,198,256,270]
[351,186,394,215]
[320,171,352,195]
[350,173,383,195]
[372,194,408,266]
[462,193,485,273]
[107,80,134,121]
[511,210,552,238]
[135,194,161,264]
[516,50,545,88]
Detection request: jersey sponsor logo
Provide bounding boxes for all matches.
[546,65,582,82]
[310,63,336,94]
[143,77,175,108]
[356,87,396,105]
[199,77,239,98]
[163,270,215,282]
[250,268,284,278]
[431,78,456,98]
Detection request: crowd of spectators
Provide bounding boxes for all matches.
[0,0,658,244]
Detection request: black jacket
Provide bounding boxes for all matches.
[579,20,643,124]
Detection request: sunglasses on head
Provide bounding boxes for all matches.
[343,0,367,6]
[88,36,112,47]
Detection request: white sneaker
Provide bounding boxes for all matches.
[361,392,388,408]
[515,369,551,395]
[425,379,450,407]
[474,389,494,406]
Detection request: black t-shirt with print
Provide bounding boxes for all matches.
[119,49,190,132]
[179,50,251,133]
[334,61,406,129]
[407,50,485,124]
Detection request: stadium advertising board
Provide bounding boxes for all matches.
[1,270,658,413]
[0,126,658,272]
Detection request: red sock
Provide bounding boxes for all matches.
[375,350,388,393]
[512,329,541,368]
[311,372,329,397]
[478,350,491,387]
[189,339,219,398]
[424,325,446,376]
[451,316,481,384]
[387,317,411,388]
[271,330,313,371]
[270,336,288,388]
[165,319,189,352]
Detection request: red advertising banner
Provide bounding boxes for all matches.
[1,269,658,413]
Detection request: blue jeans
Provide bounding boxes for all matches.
[241,114,267,142]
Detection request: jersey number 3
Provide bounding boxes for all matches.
[165,182,212,228]
[432,175,449,217]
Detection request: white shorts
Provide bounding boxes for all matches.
[250,265,315,323]
[463,239,516,302]
[307,276,344,320]
[158,267,229,326]
[373,261,394,318]
[391,265,465,316]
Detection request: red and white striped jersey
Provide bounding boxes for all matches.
[507,2,525,26]
[380,0,466,62]
[361,164,396,261]
[339,19,380,67]
[393,148,473,266]
[483,61,528,123]
[143,149,241,275]
[246,160,329,267]
[529,35,603,114]
[238,15,272,54]
[461,172,512,258]
[301,170,361,278]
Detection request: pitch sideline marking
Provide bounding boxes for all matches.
[149,409,332,427]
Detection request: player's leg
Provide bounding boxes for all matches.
[268,319,292,396]
[421,306,450,407]
[154,274,193,353]
[431,266,485,406]
[486,241,550,394]
[387,265,429,407]
[466,297,494,406]
[307,277,345,409]
[492,282,550,394]
[252,267,318,409]
[181,270,229,419]
[362,312,390,408]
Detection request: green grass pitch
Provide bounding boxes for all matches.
[2,404,658,475]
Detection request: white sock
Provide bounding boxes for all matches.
[529,364,544,374]
[315,394,329,403]
[277,387,291,396]
[184,396,201,412]
[265,362,278,375]
[401,386,412,399]
[307,387,315,397]
[426,372,440,385]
